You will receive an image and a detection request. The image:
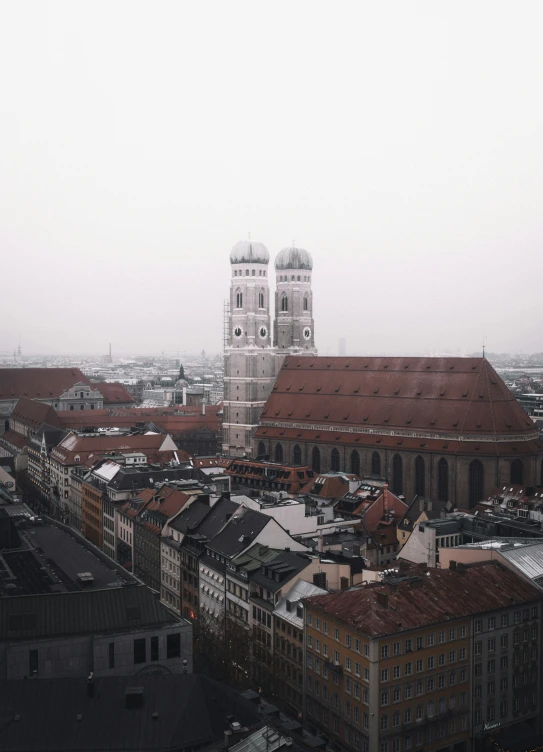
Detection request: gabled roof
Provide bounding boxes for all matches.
[208,506,270,559]
[274,578,328,627]
[10,398,61,429]
[258,357,539,448]
[50,431,186,465]
[0,368,90,401]
[232,545,311,591]
[190,496,241,540]
[0,431,29,451]
[92,381,135,405]
[0,585,181,641]
[170,500,213,534]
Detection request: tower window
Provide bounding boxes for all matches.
[371,451,381,476]
[236,291,243,309]
[281,295,288,312]
[291,275,295,281]
[312,446,321,473]
[259,291,264,308]
[275,443,284,463]
[259,270,262,276]
[297,275,300,281]
[252,270,255,276]
[303,296,308,311]
[293,445,302,465]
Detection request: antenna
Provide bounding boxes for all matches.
[482,334,486,359]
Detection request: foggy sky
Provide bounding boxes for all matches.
[1,1,542,358]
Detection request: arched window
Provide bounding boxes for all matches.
[350,450,360,477]
[371,451,381,476]
[236,290,242,309]
[293,445,302,465]
[275,443,284,464]
[258,441,266,458]
[303,296,308,311]
[312,446,321,473]
[415,455,425,496]
[438,458,449,502]
[392,454,403,495]
[469,460,484,506]
[510,459,523,485]
[281,294,288,312]
[258,290,264,308]
[331,448,340,472]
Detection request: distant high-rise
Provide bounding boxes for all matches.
[338,338,346,356]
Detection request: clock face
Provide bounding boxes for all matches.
[259,326,268,339]
[233,326,243,338]
[303,326,311,340]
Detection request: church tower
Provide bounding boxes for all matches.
[274,246,317,367]
[222,240,277,457]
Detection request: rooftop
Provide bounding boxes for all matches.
[0,583,182,642]
[0,674,261,752]
[0,368,91,402]
[303,561,540,637]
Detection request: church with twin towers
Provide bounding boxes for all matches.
[222,239,317,457]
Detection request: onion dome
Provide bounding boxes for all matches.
[230,240,269,264]
[275,246,313,271]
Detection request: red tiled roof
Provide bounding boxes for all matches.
[0,368,90,400]
[304,561,540,637]
[10,398,61,429]
[260,357,536,439]
[93,382,135,404]
[0,430,30,451]
[56,407,221,434]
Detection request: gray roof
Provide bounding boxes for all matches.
[0,585,182,641]
[0,674,262,752]
[207,506,270,558]
[170,500,212,534]
[274,578,327,628]
[230,726,291,752]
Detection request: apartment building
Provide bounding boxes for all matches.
[302,561,541,752]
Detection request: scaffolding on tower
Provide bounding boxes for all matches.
[223,299,230,354]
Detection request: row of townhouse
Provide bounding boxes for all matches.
[302,561,543,752]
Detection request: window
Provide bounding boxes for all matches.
[381,644,389,659]
[414,456,425,496]
[312,446,321,473]
[134,638,146,664]
[405,662,412,676]
[405,638,413,653]
[510,458,523,485]
[392,455,403,495]
[151,636,159,661]
[488,616,496,630]
[108,641,115,669]
[293,445,302,465]
[382,669,389,682]
[381,714,388,730]
[258,290,265,308]
[350,450,360,476]
[428,633,435,647]
[381,690,389,706]
[501,614,509,628]
[371,451,381,476]
[303,295,308,311]
[475,619,482,634]
[258,441,266,458]
[405,708,412,723]
[281,294,288,312]
[331,448,340,472]
[416,659,423,672]
[167,632,181,659]
[416,636,424,650]
[236,290,243,308]
[437,458,449,501]
[469,460,484,505]
[29,649,38,675]
[275,443,284,463]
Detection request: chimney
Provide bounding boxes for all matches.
[318,530,324,553]
[87,673,95,698]
[449,560,457,571]
[376,591,389,609]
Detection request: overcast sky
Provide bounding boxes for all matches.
[1,1,542,358]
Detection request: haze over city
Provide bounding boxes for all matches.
[1,1,542,357]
